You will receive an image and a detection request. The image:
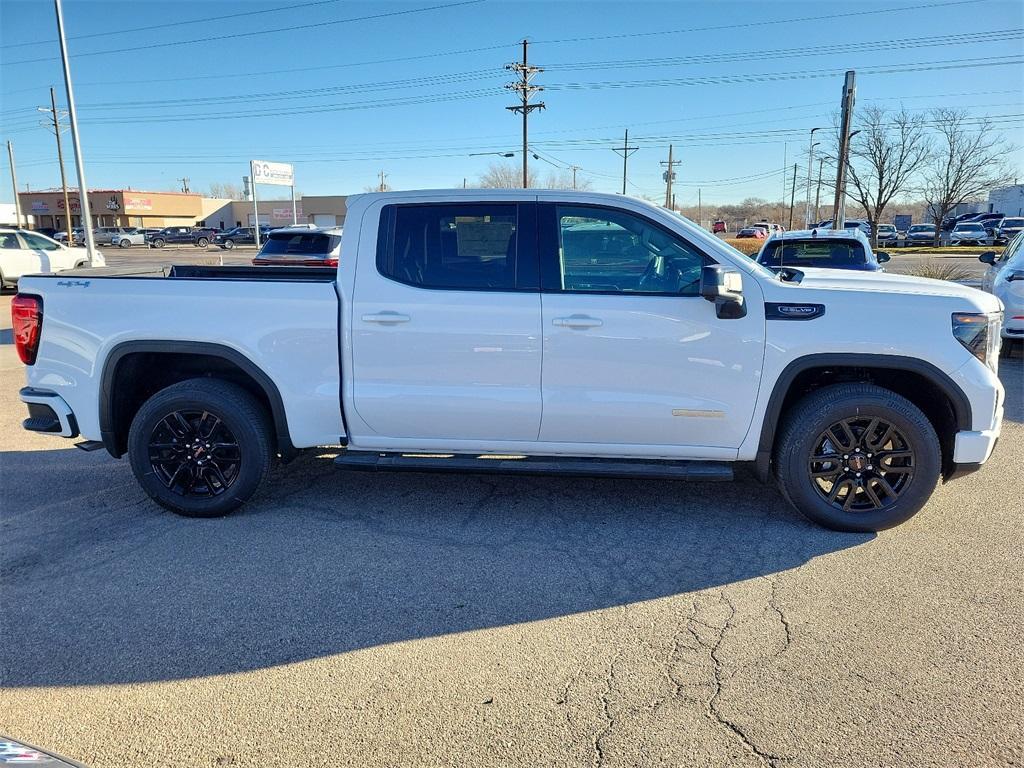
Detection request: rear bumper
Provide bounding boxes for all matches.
[20,387,79,438]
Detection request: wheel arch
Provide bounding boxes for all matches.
[755,354,971,482]
[99,340,296,462]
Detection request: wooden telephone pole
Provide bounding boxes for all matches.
[505,39,545,189]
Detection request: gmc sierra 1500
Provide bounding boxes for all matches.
[14,190,1004,531]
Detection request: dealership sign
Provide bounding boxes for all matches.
[31,200,50,212]
[272,207,303,220]
[251,160,294,186]
[124,197,152,211]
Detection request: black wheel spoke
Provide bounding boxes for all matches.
[863,481,883,509]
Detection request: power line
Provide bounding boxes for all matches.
[0,0,345,50]
[0,0,488,67]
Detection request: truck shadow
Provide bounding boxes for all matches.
[1,447,870,688]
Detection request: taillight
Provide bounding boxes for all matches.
[324,258,338,268]
[11,294,43,365]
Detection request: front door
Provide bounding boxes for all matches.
[350,200,542,442]
[537,203,765,453]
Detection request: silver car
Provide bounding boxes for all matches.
[92,226,138,245]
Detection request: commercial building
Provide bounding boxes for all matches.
[17,188,349,231]
[989,185,1024,217]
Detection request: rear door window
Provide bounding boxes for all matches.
[379,203,521,291]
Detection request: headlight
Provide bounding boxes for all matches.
[952,311,1002,372]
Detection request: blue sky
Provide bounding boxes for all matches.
[1,0,1022,206]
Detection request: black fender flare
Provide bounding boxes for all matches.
[754,353,972,481]
[99,340,295,460]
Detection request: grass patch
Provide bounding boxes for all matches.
[721,238,762,256]
[902,261,974,281]
[894,246,1003,256]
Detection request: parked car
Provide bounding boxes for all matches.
[817,219,872,238]
[995,216,1024,245]
[876,224,899,246]
[111,228,161,248]
[905,223,938,246]
[735,226,767,239]
[252,226,342,267]
[756,228,889,272]
[14,189,1005,533]
[54,227,84,244]
[980,231,1024,344]
[33,227,58,239]
[212,226,271,250]
[712,220,727,234]
[0,228,103,289]
[92,226,138,246]
[147,226,216,248]
[950,222,993,246]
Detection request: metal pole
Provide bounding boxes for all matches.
[788,163,797,230]
[54,0,98,263]
[832,70,857,228]
[814,158,823,225]
[521,39,528,189]
[291,184,297,225]
[781,142,787,212]
[698,188,702,228]
[804,128,820,228]
[621,129,628,195]
[49,88,73,236]
[7,141,23,228]
[664,144,674,208]
[251,160,261,249]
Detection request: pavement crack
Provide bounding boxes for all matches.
[768,576,793,657]
[592,654,619,768]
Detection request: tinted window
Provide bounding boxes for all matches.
[1003,218,1023,227]
[381,204,518,290]
[20,232,60,251]
[554,205,705,295]
[760,240,867,268]
[261,232,339,256]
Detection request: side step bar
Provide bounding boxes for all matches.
[334,451,733,481]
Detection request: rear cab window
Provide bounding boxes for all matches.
[260,231,340,256]
[760,239,868,268]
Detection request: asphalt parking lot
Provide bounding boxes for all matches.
[1,293,1022,768]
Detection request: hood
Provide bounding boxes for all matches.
[67,243,106,267]
[791,267,1000,306]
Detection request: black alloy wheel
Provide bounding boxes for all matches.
[808,416,915,513]
[148,410,242,498]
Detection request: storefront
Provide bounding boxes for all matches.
[18,189,204,230]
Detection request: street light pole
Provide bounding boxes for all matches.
[804,127,821,228]
[6,142,23,228]
[54,0,99,264]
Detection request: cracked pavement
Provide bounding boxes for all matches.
[1,294,1022,767]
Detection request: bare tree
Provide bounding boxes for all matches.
[919,108,1014,245]
[846,106,932,246]
[542,168,593,191]
[477,161,537,189]
[208,181,244,200]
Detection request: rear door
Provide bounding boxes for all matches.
[350,200,542,441]
[1,231,37,279]
[536,203,765,453]
[18,232,75,273]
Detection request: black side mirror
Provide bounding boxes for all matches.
[876,251,891,263]
[701,265,746,319]
[978,251,997,264]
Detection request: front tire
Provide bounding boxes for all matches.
[127,379,273,518]
[196,237,209,248]
[774,383,940,532]
[151,238,165,248]
[222,239,235,250]
[119,239,131,248]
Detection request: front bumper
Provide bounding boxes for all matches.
[20,387,79,438]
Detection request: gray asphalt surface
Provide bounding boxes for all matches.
[1,292,1022,768]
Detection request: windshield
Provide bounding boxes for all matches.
[1002,218,1023,227]
[955,224,984,231]
[759,239,868,268]
[909,225,934,233]
[259,231,340,256]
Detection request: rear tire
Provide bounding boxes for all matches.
[127,379,273,518]
[223,239,235,250]
[774,383,940,532]
[151,238,165,248]
[119,239,131,248]
[196,237,209,248]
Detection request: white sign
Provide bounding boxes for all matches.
[272,207,302,220]
[251,160,294,187]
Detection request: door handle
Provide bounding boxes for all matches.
[553,315,603,329]
[362,312,411,325]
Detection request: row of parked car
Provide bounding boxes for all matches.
[732,214,1023,246]
[48,224,282,250]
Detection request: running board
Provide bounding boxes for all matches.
[334,452,734,481]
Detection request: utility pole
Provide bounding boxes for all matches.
[54,0,98,263]
[7,141,23,228]
[661,144,680,209]
[788,163,797,231]
[179,177,190,193]
[569,165,581,190]
[814,157,824,225]
[378,170,388,192]
[832,70,857,228]
[611,129,638,195]
[781,142,787,212]
[804,127,821,228]
[39,87,72,234]
[698,188,702,228]
[505,39,545,189]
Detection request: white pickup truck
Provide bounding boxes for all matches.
[13,190,1004,532]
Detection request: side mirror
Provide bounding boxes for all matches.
[978,251,997,264]
[701,265,746,319]
[876,251,891,263]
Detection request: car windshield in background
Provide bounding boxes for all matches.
[260,232,340,256]
[1001,218,1023,227]
[955,223,985,231]
[909,225,935,232]
[760,240,867,268]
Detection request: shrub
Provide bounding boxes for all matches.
[903,261,973,282]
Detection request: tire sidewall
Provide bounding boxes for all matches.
[128,383,270,517]
[223,239,234,249]
[778,389,940,532]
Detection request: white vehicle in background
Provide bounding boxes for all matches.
[980,231,1024,344]
[13,190,1004,533]
[0,228,103,289]
[111,228,161,248]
